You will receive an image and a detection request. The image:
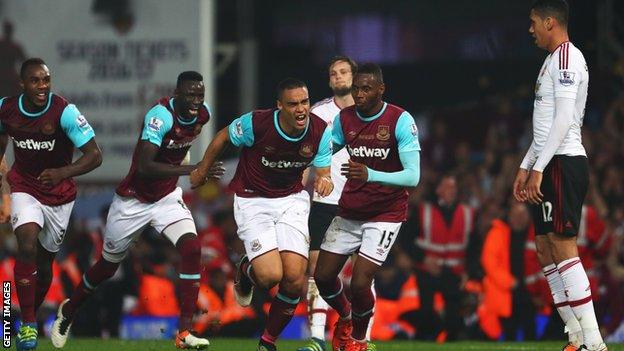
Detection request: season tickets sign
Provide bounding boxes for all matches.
[1,0,201,181]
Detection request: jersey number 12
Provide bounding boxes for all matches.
[541,201,553,222]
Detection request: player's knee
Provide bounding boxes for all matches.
[17,243,37,260]
[547,236,578,262]
[281,271,305,293]
[350,276,373,294]
[534,237,553,266]
[254,269,282,289]
[313,270,332,290]
[259,275,281,290]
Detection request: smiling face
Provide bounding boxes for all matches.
[277,86,310,134]
[329,60,354,97]
[174,80,205,119]
[21,64,51,110]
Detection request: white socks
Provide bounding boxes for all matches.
[307,277,329,340]
[557,258,605,350]
[543,263,583,347]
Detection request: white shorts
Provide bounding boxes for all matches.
[233,190,310,261]
[10,192,74,253]
[102,187,196,262]
[321,216,402,266]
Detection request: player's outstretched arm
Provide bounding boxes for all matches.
[135,140,222,179]
[39,138,103,187]
[190,126,231,188]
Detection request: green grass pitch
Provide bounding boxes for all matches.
[30,338,624,350]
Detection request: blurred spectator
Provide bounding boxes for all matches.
[134,251,179,317]
[371,254,419,340]
[603,219,624,341]
[193,269,257,336]
[398,175,476,340]
[198,210,235,281]
[478,202,548,341]
[0,21,25,97]
[421,120,453,172]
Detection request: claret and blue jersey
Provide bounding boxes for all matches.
[228,109,332,198]
[0,93,95,205]
[116,96,211,203]
[332,102,421,222]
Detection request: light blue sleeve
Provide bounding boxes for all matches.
[60,104,95,148]
[228,112,254,147]
[331,114,345,153]
[140,105,174,147]
[395,111,421,153]
[366,150,420,187]
[312,126,332,167]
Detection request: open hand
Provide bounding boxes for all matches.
[341,159,368,181]
[206,162,225,180]
[190,162,225,189]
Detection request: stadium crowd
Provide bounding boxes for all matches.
[1,83,623,344]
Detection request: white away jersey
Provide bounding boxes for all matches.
[311,97,349,205]
[532,41,587,158]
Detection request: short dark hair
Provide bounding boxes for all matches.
[177,71,203,88]
[20,58,46,78]
[531,0,569,26]
[276,77,307,100]
[356,62,384,84]
[328,55,357,75]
